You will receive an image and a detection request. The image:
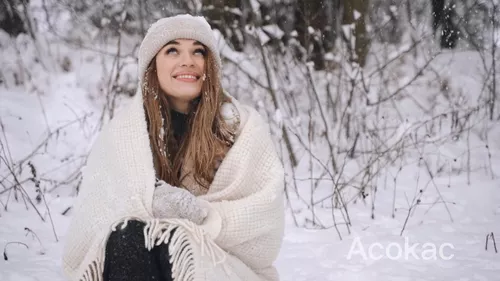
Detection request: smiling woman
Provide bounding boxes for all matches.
[62,14,285,281]
[156,39,207,113]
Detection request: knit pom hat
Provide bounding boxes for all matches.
[137,14,222,84]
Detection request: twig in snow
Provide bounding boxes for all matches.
[307,109,317,227]
[331,150,353,239]
[0,152,45,222]
[400,158,424,236]
[255,30,298,168]
[61,206,72,216]
[278,136,299,227]
[34,88,51,135]
[24,227,44,249]
[0,197,5,211]
[485,232,498,253]
[466,121,471,185]
[408,134,454,223]
[392,166,403,218]
[288,127,352,234]
[306,63,338,174]
[367,55,437,106]
[485,142,495,180]
[3,242,29,261]
[28,162,58,242]
[489,1,497,120]
[9,114,90,167]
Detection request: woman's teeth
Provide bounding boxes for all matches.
[176,75,197,80]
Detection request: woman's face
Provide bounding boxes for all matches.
[155,39,207,113]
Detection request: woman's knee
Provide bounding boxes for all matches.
[106,220,147,249]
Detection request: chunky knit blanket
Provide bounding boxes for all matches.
[62,90,285,281]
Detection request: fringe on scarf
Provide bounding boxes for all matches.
[76,217,231,281]
[78,258,104,281]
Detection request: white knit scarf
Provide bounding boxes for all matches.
[62,89,285,281]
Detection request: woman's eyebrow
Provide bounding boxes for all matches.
[165,40,179,46]
[193,41,203,46]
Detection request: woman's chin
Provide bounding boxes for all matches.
[170,92,202,103]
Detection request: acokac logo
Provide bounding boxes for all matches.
[346,237,455,260]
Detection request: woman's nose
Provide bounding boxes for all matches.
[179,53,195,67]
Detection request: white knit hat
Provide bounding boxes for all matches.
[137,14,222,84]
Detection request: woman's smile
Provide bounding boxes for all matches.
[172,71,201,82]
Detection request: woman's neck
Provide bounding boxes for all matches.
[168,98,190,114]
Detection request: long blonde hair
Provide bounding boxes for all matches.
[142,49,235,189]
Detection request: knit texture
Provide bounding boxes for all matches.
[152,180,208,224]
[62,91,285,281]
[138,14,222,84]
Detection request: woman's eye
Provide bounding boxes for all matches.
[194,48,206,56]
[166,48,177,55]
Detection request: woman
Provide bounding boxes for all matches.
[62,14,285,281]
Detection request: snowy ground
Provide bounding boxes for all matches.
[277,173,500,281]
[1,164,499,280]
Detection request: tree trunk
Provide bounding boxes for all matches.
[431,0,445,35]
[342,0,371,67]
[440,2,459,49]
[294,0,333,70]
[0,0,28,37]
[202,0,245,51]
[371,0,404,44]
[431,0,459,49]
[324,0,342,51]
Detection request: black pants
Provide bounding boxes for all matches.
[103,220,174,281]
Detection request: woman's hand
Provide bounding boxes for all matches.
[152,180,208,224]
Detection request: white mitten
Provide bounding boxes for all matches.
[152,180,208,224]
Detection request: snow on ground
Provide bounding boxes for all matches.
[1,160,499,280]
[277,170,500,281]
